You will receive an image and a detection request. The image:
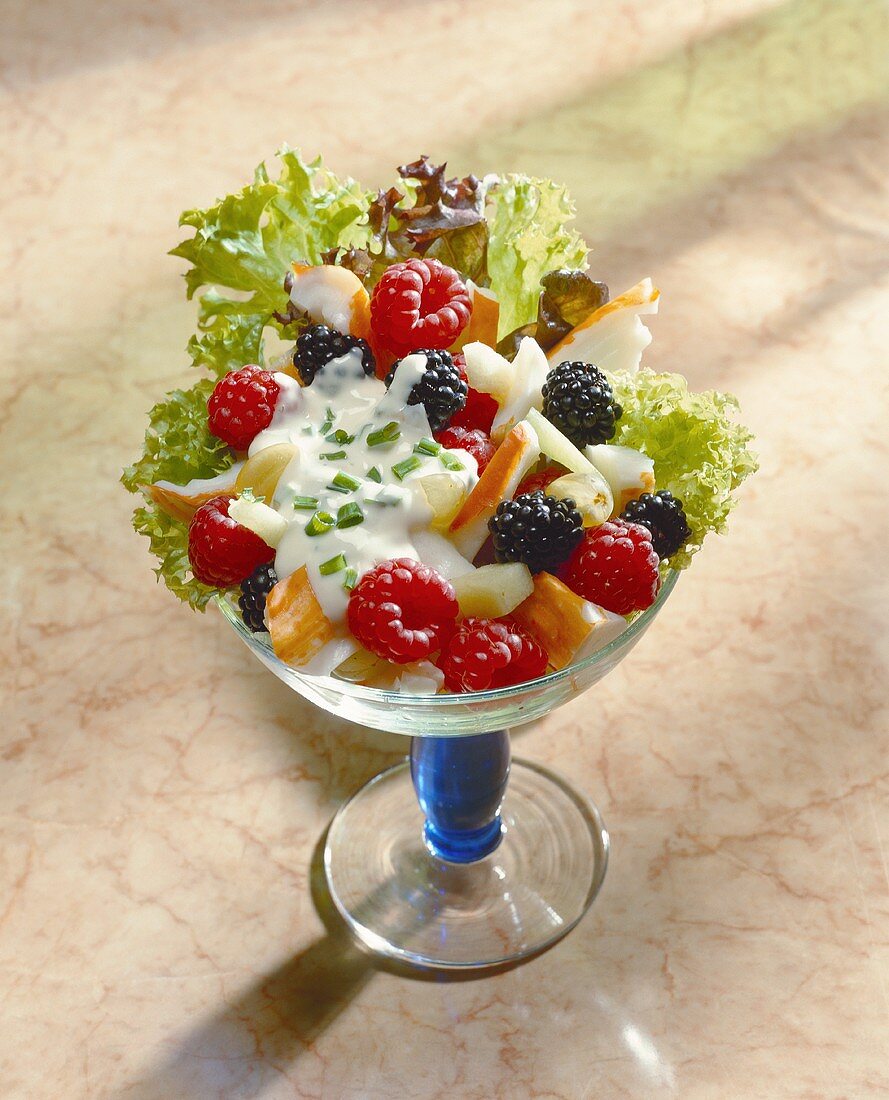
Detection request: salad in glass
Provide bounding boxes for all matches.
[123,152,757,695]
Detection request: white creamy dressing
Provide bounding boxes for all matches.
[245,352,479,623]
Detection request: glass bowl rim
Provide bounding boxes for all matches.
[217,568,678,708]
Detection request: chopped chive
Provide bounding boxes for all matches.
[414,437,441,457]
[326,428,354,446]
[336,502,365,529]
[367,421,401,448]
[292,495,320,510]
[439,451,465,471]
[319,553,348,576]
[319,450,347,461]
[392,455,422,481]
[305,510,336,537]
[342,567,358,591]
[366,465,382,483]
[301,425,314,435]
[320,406,335,433]
[326,482,350,494]
[331,471,362,492]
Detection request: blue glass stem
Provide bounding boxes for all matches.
[409,731,511,863]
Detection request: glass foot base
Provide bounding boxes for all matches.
[324,757,609,971]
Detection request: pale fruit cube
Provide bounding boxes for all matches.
[235,442,299,505]
[490,337,548,443]
[395,661,445,695]
[548,470,613,527]
[584,444,655,516]
[525,408,595,475]
[461,341,513,401]
[451,563,534,619]
[228,494,288,549]
[416,473,467,532]
[411,529,476,581]
[289,262,371,340]
[333,645,390,684]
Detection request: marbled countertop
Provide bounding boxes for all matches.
[3,1,888,1096]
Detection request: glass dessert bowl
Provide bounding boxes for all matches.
[218,570,677,970]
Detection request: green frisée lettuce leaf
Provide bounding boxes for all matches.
[123,379,236,608]
[122,378,234,492]
[608,370,758,570]
[187,295,266,379]
[132,506,221,610]
[171,147,372,372]
[486,176,589,337]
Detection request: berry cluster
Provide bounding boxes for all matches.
[347,558,458,663]
[488,491,583,574]
[293,325,375,385]
[560,519,660,616]
[208,366,280,452]
[370,258,472,357]
[188,496,274,588]
[620,490,691,559]
[541,360,622,447]
[385,349,467,433]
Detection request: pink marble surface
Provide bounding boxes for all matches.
[2,0,888,1096]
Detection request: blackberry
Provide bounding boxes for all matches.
[292,324,375,386]
[238,562,278,632]
[488,491,583,574]
[541,360,622,447]
[385,349,467,432]
[620,491,692,560]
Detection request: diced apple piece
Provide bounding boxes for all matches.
[449,420,540,558]
[395,661,445,695]
[235,442,299,505]
[228,494,288,549]
[451,563,534,619]
[573,605,628,661]
[525,408,595,475]
[300,635,361,677]
[333,650,444,692]
[584,444,655,516]
[461,341,513,401]
[546,278,659,373]
[146,463,244,523]
[510,572,627,670]
[266,565,335,667]
[412,529,476,581]
[333,645,390,684]
[452,282,500,351]
[289,262,372,341]
[416,473,467,532]
[548,470,613,528]
[490,337,549,443]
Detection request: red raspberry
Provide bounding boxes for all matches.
[560,519,660,615]
[347,558,458,664]
[449,358,498,433]
[208,366,280,452]
[515,465,563,498]
[438,618,548,693]
[434,425,496,474]
[188,496,275,588]
[370,259,471,357]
